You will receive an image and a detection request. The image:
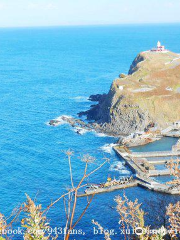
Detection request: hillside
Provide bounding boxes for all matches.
[81,50,180,135]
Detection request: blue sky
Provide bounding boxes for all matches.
[0,0,180,27]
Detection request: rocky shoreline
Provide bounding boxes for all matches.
[49,50,180,147]
[78,92,153,136]
[49,112,123,137]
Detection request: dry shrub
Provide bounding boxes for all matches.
[21,195,57,240]
[166,159,180,187]
[115,193,146,230]
[166,201,180,238]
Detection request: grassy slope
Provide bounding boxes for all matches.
[111,51,180,128]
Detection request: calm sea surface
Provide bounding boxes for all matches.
[0,24,180,239]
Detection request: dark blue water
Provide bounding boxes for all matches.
[0,25,180,239]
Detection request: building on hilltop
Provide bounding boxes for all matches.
[151,41,167,52]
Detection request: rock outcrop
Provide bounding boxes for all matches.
[79,50,180,136]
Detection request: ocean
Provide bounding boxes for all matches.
[0,24,180,239]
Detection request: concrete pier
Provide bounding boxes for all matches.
[161,123,180,138]
[113,146,180,195]
[148,169,171,176]
[78,142,180,197]
[137,180,180,195]
[164,131,180,138]
[131,151,180,158]
[77,181,138,197]
[148,158,178,165]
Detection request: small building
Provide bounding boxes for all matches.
[166,87,173,91]
[151,41,167,52]
[118,85,124,91]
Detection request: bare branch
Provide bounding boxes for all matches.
[72,194,94,229]
[65,150,74,189]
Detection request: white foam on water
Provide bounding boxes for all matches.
[55,115,72,121]
[49,115,73,125]
[99,143,117,154]
[95,132,109,137]
[93,130,115,138]
[72,96,89,102]
[109,161,131,175]
[120,169,131,175]
[73,127,89,135]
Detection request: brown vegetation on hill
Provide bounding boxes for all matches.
[84,51,180,135]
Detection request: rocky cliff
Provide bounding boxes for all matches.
[79,50,180,136]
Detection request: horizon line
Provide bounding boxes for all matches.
[0,22,180,29]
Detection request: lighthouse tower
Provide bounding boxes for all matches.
[151,41,166,52]
[157,41,161,48]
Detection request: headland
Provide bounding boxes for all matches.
[49,42,180,196]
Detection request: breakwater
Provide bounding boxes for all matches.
[78,142,180,197]
[114,145,180,195]
[131,151,180,158]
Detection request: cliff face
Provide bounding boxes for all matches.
[128,54,145,75]
[81,51,180,136]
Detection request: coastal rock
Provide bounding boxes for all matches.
[49,120,60,126]
[128,53,145,74]
[119,73,127,78]
[88,94,107,102]
[79,50,180,136]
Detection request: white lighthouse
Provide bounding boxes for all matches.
[157,41,161,48]
[151,41,166,52]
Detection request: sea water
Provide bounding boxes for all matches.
[0,24,180,239]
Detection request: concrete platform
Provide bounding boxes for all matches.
[131,151,180,158]
[77,181,138,197]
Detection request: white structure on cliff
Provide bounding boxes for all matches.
[151,41,167,52]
